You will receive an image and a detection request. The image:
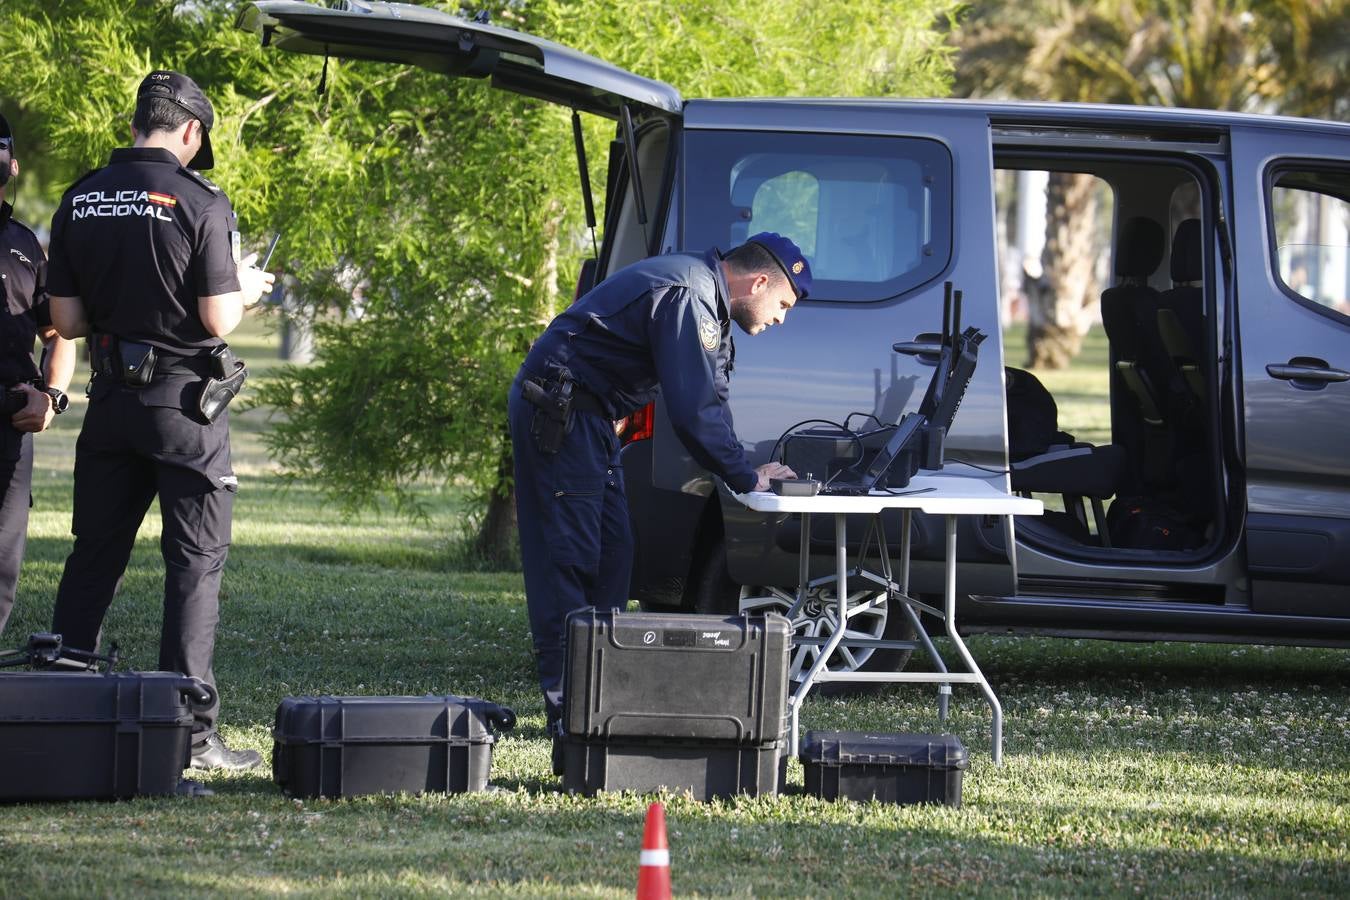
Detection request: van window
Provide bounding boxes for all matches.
[683,131,952,302]
[1268,167,1350,318]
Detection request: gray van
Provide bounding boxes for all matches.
[240,1,1350,681]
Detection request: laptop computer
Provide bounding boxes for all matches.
[820,412,925,495]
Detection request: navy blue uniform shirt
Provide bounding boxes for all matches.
[523,249,757,493]
[0,201,48,386]
[46,147,240,358]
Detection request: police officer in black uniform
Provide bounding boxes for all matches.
[46,71,274,771]
[0,112,76,637]
[509,232,811,752]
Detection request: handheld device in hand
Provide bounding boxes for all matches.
[260,231,281,269]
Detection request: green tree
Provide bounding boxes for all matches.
[1,0,960,564]
[952,0,1350,367]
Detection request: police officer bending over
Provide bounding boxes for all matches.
[46,71,274,771]
[0,112,76,637]
[509,232,810,758]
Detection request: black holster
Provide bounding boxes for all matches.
[521,375,574,455]
[197,344,247,424]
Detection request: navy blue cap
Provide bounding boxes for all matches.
[0,112,11,148]
[137,70,215,170]
[746,232,812,299]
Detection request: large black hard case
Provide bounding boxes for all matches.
[564,610,791,742]
[561,736,785,799]
[562,610,790,799]
[272,694,516,799]
[0,670,209,800]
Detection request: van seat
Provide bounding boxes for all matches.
[1100,216,1167,426]
[1006,367,1125,545]
[1157,218,1206,403]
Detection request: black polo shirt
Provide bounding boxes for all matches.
[47,147,240,358]
[0,201,47,386]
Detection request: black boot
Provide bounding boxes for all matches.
[189,734,263,771]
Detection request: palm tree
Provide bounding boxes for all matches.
[953,0,1350,366]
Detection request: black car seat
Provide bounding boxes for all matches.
[1099,216,1167,429]
[1157,218,1206,404]
[1154,218,1213,523]
[1006,366,1126,546]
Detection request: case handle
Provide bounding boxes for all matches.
[485,703,517,733]
[180,677,218,710]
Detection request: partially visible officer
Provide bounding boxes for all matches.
[508,232,809,747]
[45,71,274,771]
[0,111,76,636]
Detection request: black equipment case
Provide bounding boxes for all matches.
[272,694,516,799]
[562,610,791,800]
[0,635,214,801]
[800,731,968,806]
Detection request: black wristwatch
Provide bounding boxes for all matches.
[34,382,68,415]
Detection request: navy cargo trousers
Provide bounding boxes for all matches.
[508,373,632,725]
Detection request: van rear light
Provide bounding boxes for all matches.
[618,402,655,446]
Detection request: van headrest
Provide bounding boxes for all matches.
[1170,219,1203,283]
[1114,217,1164,280]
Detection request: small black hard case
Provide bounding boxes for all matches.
[562,610,791,799]
[0,670,211,800]
[800,731,968,806]
[272,694,516,799]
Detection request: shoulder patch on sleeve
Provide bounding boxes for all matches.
[698,313,720,352]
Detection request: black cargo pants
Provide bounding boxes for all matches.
[508,372,633,725]
[51,379,235,740]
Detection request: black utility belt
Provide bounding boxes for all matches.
[90,334,198,385]
[90,334,247,423]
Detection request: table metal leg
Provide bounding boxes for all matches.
[891,508,952,720]
[941,514,1003,764]
[788,512,851,758]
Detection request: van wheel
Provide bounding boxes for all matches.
[687,540,914,695]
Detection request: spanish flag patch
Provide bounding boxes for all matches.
[146,192,178,208]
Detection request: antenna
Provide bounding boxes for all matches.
[952,289,963,354]
[941,281,952,347]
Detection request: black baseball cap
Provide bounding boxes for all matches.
[137,70,215,170]
[0,112,12,151]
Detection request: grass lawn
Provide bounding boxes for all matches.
[1,315,1346,897]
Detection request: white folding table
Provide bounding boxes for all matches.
[736,474,1041,764]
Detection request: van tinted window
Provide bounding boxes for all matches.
[1269,167,1350,319]
[683,131,952,302]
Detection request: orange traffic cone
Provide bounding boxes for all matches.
[635,801,672,899]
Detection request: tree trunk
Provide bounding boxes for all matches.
[473,434,518,567]
[474,198,564,567]
[1025,171,1099,369]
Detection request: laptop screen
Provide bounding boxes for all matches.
[834,412,924,493]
